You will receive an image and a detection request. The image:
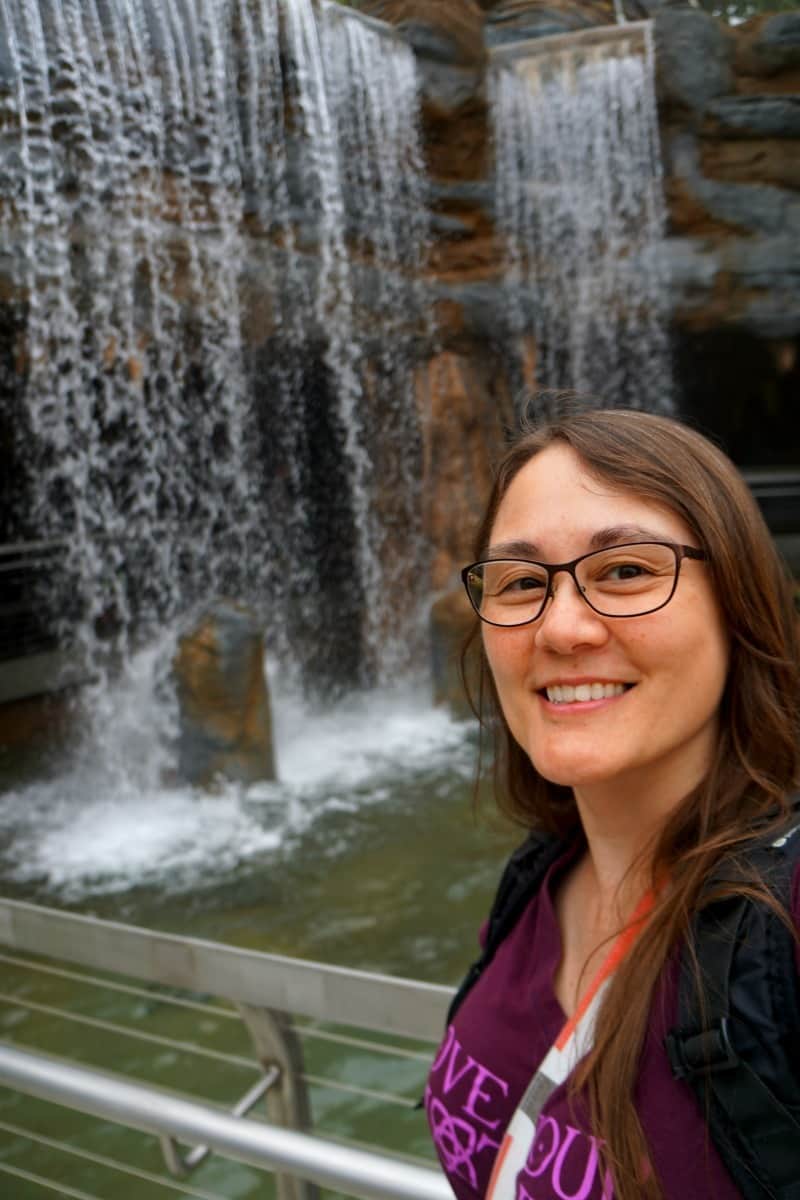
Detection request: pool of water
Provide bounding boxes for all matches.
[0,680,518,1198]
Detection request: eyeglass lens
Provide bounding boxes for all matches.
[466,543,680,626]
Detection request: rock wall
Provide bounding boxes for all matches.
[655,9,800,459]
[353,0,800,673]
[657,10,800,337]
[360,0,799,496]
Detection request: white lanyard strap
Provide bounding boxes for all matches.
[486,888,657,1200]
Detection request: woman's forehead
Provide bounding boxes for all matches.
[490,444,692,550]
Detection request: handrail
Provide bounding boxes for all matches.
[0,898,453,1041]
[0,1042,453,1200]
[0,948,431,1061]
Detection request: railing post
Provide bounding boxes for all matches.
[237,1004,320,1200]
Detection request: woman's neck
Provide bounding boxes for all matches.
[570,777,685,917]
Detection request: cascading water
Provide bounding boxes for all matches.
[0,0,431,717]
[320,5,431,680]
[490,24,674,412]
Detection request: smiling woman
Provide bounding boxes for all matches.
[424,408,800,1200]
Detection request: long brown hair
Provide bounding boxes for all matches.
[469,407,800,1199]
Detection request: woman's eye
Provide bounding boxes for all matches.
[501,574,544,593]
[604,562,649,581]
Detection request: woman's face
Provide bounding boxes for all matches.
[483,443,730,801]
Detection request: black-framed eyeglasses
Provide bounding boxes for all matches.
[461,541,708,628]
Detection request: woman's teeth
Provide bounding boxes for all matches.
[545,682,628,704]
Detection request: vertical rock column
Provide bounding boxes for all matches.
[173,602,276,788]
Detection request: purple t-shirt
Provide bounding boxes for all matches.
[425,848,800,1199]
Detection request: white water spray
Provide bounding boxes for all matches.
[0,0,431,715]
[490,25,673,411]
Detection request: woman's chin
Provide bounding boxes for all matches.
[528,747,622,790]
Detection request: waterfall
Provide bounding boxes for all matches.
[320,3,431,681]
[0,0,431,702]
[490,24,674,413]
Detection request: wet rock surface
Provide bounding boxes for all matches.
[657,11,800,340]
[173,603,276,788]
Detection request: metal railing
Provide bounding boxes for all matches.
[0,1043,451,1200]
[0,897,454,1200]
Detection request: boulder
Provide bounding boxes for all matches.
[173,602,276,788]
[655,8,734,115]
[736,12,800,78]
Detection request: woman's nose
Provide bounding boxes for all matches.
[532,570,608,652]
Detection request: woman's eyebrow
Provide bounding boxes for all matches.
[485,539,541,559]
[589,524,669,549]
[485,526,670,560]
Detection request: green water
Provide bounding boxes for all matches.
[0,712,519,1199]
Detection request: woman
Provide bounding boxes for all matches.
[425,408,800,1200]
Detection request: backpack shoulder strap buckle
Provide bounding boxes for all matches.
[665,1017,739,1081]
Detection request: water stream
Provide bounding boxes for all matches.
[0,0,431,705]
[491,26,674,411]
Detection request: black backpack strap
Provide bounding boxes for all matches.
[446,828,568,1027]
[665,820,800,1200]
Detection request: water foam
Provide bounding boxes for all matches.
[0,686,473,901]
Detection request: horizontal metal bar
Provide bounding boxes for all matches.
[301,1073,417,1110]
[489,19,650,63]
[0,1161,103,1200]
[741,470,800,487]
[0,1117,227,1200]
[1,996,416,1110]
[0,992,259,1070]
[0,953,431,1061]
[296,1023,432,1063]
[0,1042,453,1200]
[0,951,239,1020]
[0,899,453,1041]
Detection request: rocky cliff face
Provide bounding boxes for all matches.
[353,0,800,663]
[657,10,800,338]
[655,9,800,458]
[360,0,799,467]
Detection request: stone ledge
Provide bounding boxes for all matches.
[706,95,800,139]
